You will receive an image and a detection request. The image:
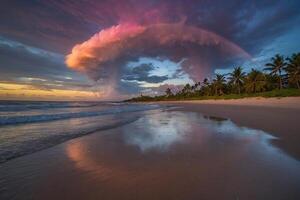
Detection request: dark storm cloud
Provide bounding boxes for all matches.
[2,1,298,51]
[1,0,299,55]
[123,63,169,83]
[176,1,300,51]
[0,38,65,78]
[118,80,142,95]
[0,37,93,90]
[0,0,98,54]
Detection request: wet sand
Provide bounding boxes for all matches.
[162,97,300,160]
[0,107,300,200]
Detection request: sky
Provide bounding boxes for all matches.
[0,0,300,101]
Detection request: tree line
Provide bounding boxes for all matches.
[128,53,300,102]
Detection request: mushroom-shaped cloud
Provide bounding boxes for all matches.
[66,22,251,98]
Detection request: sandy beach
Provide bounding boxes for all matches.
[0,98,300,200]
[162,96,300,109]
[161,97,300,160]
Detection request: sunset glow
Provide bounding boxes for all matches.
[0,83,101,101]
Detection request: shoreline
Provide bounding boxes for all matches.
[158,96,300,109]
[1,97,299,164]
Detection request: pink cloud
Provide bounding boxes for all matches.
[66,21,250,81]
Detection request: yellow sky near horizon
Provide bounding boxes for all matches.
[0,82,102,101]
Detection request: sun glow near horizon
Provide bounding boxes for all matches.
[0,82,102,101]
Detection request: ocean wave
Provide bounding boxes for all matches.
[0,101,102,112]
[0,115,141,164]
[0,104,160,126]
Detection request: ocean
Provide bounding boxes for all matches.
[0,100,161,163]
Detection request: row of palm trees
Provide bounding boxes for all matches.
[165,53,300,97]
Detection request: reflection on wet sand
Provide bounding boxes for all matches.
[203,115,227,122]
[123,112,191,152]
[67,142,114,178]
[64,111,300,200]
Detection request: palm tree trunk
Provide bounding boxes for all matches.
[220,89,224,95]
[297,81,300,89]
[279,72,282,90]
[238,84,241,94]
[279,77,282,89]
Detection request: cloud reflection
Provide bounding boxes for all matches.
[122,111,278,153]
[123,112,193,152]
[65,110,298,195]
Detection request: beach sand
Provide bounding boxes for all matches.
[161,97,300,160]
[0,97,300,200]
[166,96,300,109]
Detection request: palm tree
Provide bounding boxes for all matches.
[165,88,173,96]
[264,54,287,89]
[244,69,266,93]
[193,82,201,91]
[203,78,209,86]
[181,83,192,96]
[228,66,246,94]
[212,74,226,95]
[286,53,300,89]
[265,73,280,91]
[200,78,211,96]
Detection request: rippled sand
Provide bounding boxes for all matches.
[1,110,300,200]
